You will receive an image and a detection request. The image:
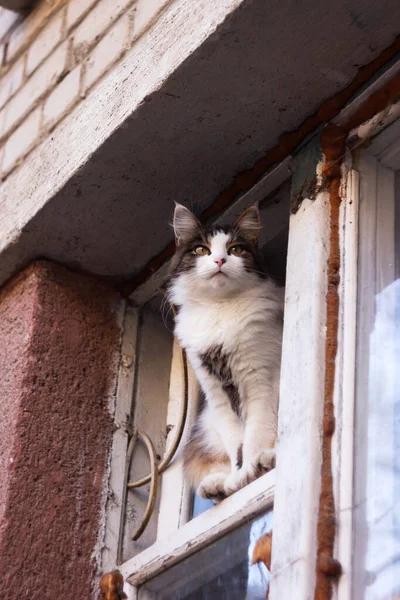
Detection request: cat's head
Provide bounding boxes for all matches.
[167,203,265,303]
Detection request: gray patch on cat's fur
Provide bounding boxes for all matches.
[200,345,241,418]
[236,444,243,469]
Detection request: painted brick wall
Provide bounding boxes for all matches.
[0,0,172,178]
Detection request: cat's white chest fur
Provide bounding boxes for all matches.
[176,300,244,354]
[174,284,282,359]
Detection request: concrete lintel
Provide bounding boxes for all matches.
[1,0,400,292]
[0,0,244,284]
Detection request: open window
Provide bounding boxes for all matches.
[102,103,400,600]
[101,166,291,599]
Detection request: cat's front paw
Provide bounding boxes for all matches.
[197,472,228,503]
[253,448,276,474]
[224,449,276,496]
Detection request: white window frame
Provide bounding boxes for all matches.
[332,166,359,600]
[333,110,400,600]
[270,189,330,600]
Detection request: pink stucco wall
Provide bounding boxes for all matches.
[0,266,37,529]
[0,261,122,599]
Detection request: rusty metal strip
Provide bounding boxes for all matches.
[315,67,400,598]
[315,125,346,600]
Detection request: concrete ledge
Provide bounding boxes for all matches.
[0,0,243,286]
[1,0,400,291]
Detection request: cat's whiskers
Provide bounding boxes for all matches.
[160,294,175,330]
[166,202,283,500]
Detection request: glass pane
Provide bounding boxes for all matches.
[138,512,272,599]
[192,494,214,518]
[353,159,400,599]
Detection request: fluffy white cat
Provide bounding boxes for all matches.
[167,203,283,501]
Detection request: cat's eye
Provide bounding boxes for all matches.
[194,245,210,255]
[229,245,244,256]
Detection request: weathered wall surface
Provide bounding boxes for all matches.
[0,261,122,599]
[0,261,37,529]
[0,0,172,177]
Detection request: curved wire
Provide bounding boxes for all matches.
[130,429,159,541]
[117,430,138,564]
[127,348,188,489]
[117,429,160,562]
[117,306,189,558]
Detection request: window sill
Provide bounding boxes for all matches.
[120,469,275,587]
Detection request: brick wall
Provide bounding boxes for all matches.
[0,0,172,178]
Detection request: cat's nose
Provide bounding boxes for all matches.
[214,258,226,269]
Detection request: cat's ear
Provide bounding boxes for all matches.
[173,203,202,245]
[234,204,261,243]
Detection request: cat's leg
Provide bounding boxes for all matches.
[183,407,231,503]
[195,366,243,475]
[185,360,243,499]
[224,374,278,495]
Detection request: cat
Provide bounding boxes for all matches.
[166,203,284,501]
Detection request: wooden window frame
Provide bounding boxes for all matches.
[100,159,293,599]
[101,153,334,599]
[104,108,400,599]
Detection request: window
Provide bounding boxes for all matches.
[137,510,274,599]
[125,477,274,599]
[102,144,341,599]
[335,115,400,600]
[100,163,292,599]
[102,106,400,600]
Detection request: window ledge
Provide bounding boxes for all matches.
[120,469,275,587]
